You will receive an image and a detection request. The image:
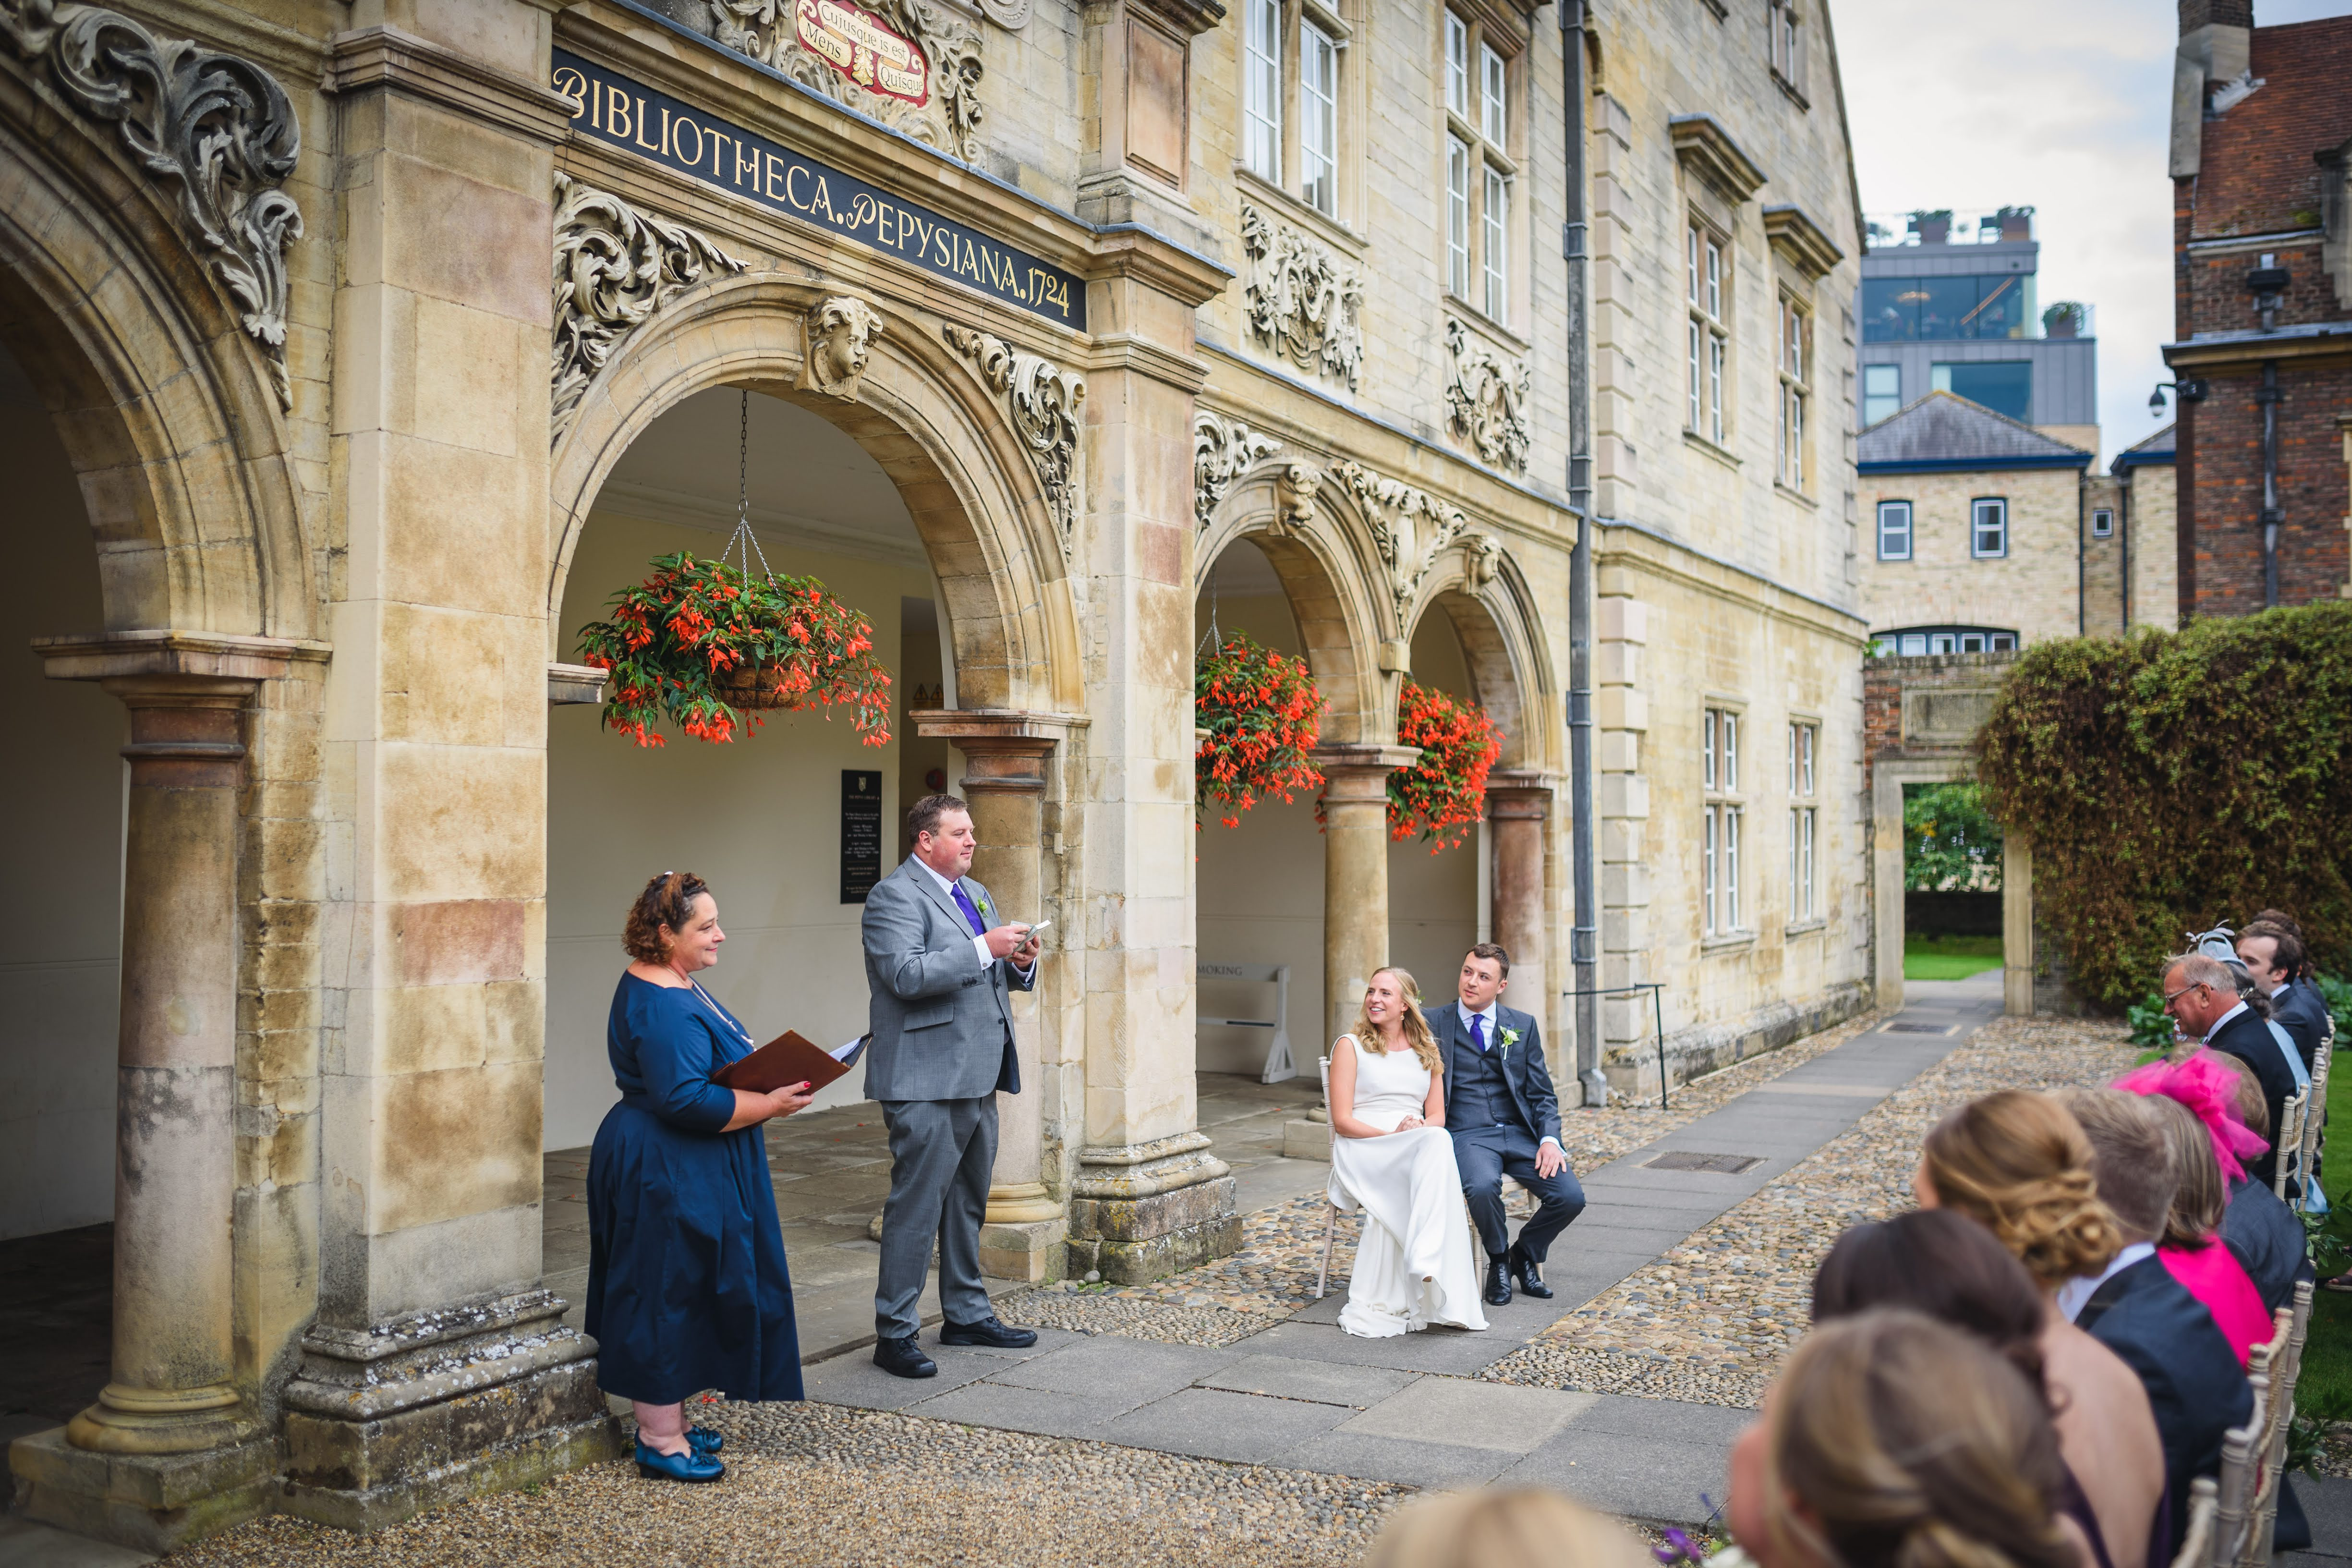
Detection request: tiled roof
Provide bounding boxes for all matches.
[1857,391,2094,471]
[2194,17,2352,240]
[2113,422,2176,472]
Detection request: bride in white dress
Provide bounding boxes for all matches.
[1326,968,1488,1338]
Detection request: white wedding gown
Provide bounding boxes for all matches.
[1327,1034,1489,1338]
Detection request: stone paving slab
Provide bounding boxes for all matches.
[1273,1428,1523,1489]
[1230,1321,1517,1375]
[909,1379,1126,1436]
[1194,1354,1420,1408]
[1499,1423,1738,1522]
[983,1336,1243,1404]
[1337,1377,1593,1452]
[1099,1386,1355,1463]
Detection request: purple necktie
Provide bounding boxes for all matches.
[1469,1013,1487,1053]
[950,881,988,938]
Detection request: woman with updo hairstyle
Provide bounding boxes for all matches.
[586,872,814,1484]
[1731,1313,2080,1568]
[1916,1091,2163,1568]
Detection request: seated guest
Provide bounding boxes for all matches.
[1813,1210,2158,1568]
[1362,1488,1648,1568]
[2241,915,2328,1072]
[2051,1088,2253,1549]
[1729,1313,2078,1568]
[2151,1051,2309,1312]
[2141,1093,2274,1365]
[1913,1094,2165,1568]
[2162,954,2297,1189]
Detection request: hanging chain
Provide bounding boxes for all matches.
[721,387,777,585]
[1197,571,1223,657]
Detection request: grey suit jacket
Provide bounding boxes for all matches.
[1430,1002,1564,1145]
[861,856,1036,1102]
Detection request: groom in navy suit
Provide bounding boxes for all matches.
[1433,943,1586,1306]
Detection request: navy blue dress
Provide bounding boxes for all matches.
[585,973,803,1404]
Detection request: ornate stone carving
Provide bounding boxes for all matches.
[1192,411,1281,530]
[1332,459,1470,614]
[1273,461,1318,533]
[802,294,885,401]
[1240,202,1364,391]
[0,1,304,409]
[1444,318,1532,474]
[943,324,1085,558]
[710,0,984,164]
[550,172,748,447]
[1465,532,1503,589]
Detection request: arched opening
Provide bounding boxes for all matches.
[1387,600,1482,996]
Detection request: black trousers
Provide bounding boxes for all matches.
[1453,1123,1586,1262]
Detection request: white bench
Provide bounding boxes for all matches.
[1198,961,1295,1083]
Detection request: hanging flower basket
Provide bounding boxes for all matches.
[1388,677,1503,851]
[575,549,893,747]
[1195,632,1327,828]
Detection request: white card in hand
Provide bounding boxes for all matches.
[832,1035,870,1064]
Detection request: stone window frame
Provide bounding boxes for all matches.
[1237,0,1360,228]
[1440,5,1525,332]
[1876,498,1913,561]
[1686,217,1732,449]
[1971,495,2009,559]
[1776,291,1812,494]
[1766,0,1808,107]
[1702,702,1747,938]
[1787,718,1818,923]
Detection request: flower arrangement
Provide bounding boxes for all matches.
[1388,677,1503,851]
[575,549,893,748]
[1195,632,1327,828]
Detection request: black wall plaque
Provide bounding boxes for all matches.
[841,769,884,903]
[553,50,1086,331]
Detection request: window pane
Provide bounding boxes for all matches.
[1704,807,1717,934]
[1935,360,2034,422]
[1877,500,1911,560]
[1483,168,1508,319]
[1445,12,1469,119]
[1965,274,2027,340]
[1961,633,1985,653]
[1778,385,1788,479]
[1990,633,2016,651]
[1801,727,1814,794]
[1861,278,1919,342]
[1705,241,1722,319]
[1725,808,1741,928]
[1688,227,1699,304]
[1931,633,1956,654]
[1862,363,1901,426]
[1801,809,1814,917]
[1244,0,1282,183]
[1900,633,1927,656]
[1787,723,1797,794]
[1447,137,1471,298]
[1703,709,1716,790]
[1709,335,1725,444]
[1723,712,1739,791]
[1689,320,1702,430]
[1481,45,1507,145]
[1790,392,1804,486]
[1301,24,1338,216]
[1913,276,1983,340]
[2092,508,2114,537]
[1973,498,2008,557]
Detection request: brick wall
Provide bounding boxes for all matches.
[2177,364,2352,615]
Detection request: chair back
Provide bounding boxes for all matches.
[2214,1370,2270,1568]
[2300,1043,2329,1184]
[2274,1087,2309,1198]
[2241,1283,2315,1568]
[2173,1477,2219,1568]
[1318,1053,1336,1159]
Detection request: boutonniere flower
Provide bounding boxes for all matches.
[1498,1026,1520,1060]
[974,892,994,922]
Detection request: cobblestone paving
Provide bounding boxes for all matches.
[1479,1016,2142,1409]
[167,1400,1407,1568]
[1004,1010,1890,1347]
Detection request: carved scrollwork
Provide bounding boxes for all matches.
[1273,461,1318,534]
[944,323,1085,558]
[1444,318,1532,474]
[1193,411,1282,531]
[802,294,885,401]
[0,0,304,408]
[1240,203,1364,392]
[709,0,984,164]
[1332,459,1470,615]
[1465,532,1503,590]
[550,172,748,446]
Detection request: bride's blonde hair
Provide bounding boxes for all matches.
[1351,967,1444,1076]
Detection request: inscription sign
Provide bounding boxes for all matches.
[841,769,884,903]
[796,0,929,105]
[553,50,1085,330]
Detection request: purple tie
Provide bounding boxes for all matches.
[1469,1013,1487,1053]
[951,882,988,938]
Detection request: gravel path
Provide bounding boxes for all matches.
[1003,1009,1891,1348]
[1480,1016,2143,1409]
[165,1400,1409,1567]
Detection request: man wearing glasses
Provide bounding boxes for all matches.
[2164,953,2296,1190]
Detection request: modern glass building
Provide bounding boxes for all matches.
[1856,207,2097,448]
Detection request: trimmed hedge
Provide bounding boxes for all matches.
[1973,602,2352,1011]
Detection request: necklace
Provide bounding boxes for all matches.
[686,978,754,1046]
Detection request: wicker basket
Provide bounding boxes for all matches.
[715,662,800,710]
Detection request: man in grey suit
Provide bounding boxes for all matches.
[862,793,1043,1377]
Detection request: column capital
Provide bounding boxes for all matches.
[1485,769,1562,818]
[1312,744,1421,775]
[36,630,330,686]
[915,709,1085,795]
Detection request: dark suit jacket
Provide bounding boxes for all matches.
[2271,981,2330,1072]
[1430,1002,1562,1145]
[2078,1255,2255,1548]
[2223,1176,2315,1313]
[2208,1006,2297,1189]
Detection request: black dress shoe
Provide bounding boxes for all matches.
[873,1334,937,1379]
[939,1314,1038,1349]
[1507,1244,1554,1300]
[1483,1255,1514,1307]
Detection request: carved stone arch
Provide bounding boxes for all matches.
[0,85,311,639]
[1403,544,1555,772]
[1195,471,1386,748]
[547,273,1078,714]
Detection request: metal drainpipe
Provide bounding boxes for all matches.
[1562,0,1604,1105]
[2257,360,2281,608]
[2118,468,2132,630]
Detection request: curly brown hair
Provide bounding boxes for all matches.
[1921,1090,2123,1290]
[623,871,712,963]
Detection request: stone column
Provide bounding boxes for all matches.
[2001,830,2036,1017]
[1484,773,1556,1032]
[13,634,314,1550]
[1314,746,1419,1045]
[916,712,1074,1282]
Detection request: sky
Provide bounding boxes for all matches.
[1833,0,2352,464]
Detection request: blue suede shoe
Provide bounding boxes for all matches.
[635,1439,725,1483]
[686,1425,724,1455]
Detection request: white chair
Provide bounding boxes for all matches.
[2243,1283,2314,1568]
[2173,1478,2219,1568]
[2213,1368,2269,1568]
[2273,1087,2309,1200]
[2298,1041,2329,1209]
[1314,1053,1339,1298]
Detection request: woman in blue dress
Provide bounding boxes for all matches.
[587,871,815,1483]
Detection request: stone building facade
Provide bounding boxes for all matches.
[2082,423,2179,635]
[1,0,1867,1546]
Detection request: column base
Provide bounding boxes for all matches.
[1282,1120,1333,1160]
[979,1215,1068,1283]
[65,1383,262,1455]
[277,1288,622,1532]
[10,1427,277,1554]
[1065,1133,1240,1284]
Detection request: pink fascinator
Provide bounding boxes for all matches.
[2110,1050,2271,1183]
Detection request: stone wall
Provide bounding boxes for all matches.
[1857,465,2085,643]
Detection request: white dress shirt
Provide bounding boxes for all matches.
[1458,999,1560,1151]
[910,856,1034,979]
[2204,998,2250,1042]
[2054,1240,2157,1323]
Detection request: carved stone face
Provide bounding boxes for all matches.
[807,296,884,398]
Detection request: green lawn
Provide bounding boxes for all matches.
[2292,1051,2352,1422]
[1904,934,2006,981]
